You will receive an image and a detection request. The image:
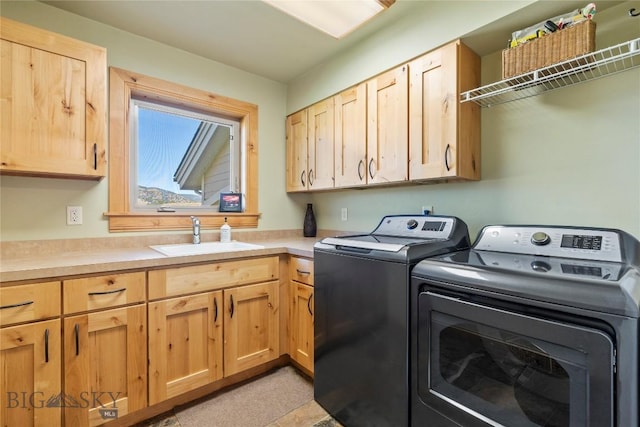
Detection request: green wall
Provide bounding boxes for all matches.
[1,1,639,242]
[0,0,301,240]
[288,1,640,239]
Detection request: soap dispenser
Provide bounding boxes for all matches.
[220,217,231,243]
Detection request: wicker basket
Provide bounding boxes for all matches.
[502,19,596,79]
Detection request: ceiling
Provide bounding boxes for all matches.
[41,1,626,83]
[41,0,429,83]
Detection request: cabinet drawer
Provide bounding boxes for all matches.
[290,257,314,285]
[63,272,146,314]
[148,256,279,300]
[0,281,61,327]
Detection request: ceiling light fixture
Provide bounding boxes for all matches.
[262,0,395,39]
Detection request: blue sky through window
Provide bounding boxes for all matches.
[137,107,200,195]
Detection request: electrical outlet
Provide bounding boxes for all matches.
[67,206,83,225]
[422,205,433,215]
[341,207,348,221]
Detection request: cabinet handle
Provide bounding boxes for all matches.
[93,143,98,170]
[308,169,314,186]
[296,269,311,275]
[229,295,235,319]
[0,300,34,310]
[88,288,126,296]
[74,323,80,356]
[300,171,306,187]
[307,293,313,316]
[357,159,364,181]
[444,144,451,171]
[368,158,375,179]
[44,329,50,363]
[214,297,218,323]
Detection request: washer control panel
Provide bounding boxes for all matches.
[474,225,623,262]
[372,215,456,239]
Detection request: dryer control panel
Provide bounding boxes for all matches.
[474,225,623,262]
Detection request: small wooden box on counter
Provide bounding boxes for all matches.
[502,19,596,79]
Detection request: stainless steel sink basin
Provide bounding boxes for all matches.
[150,241,264,256]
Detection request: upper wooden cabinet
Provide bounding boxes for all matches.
[334,83,367,188]
[409,40,480,181]
[0,17,106,179]
[285,110,308,192]
[366,64,409,185]
[307,99,335,190]
[285,39,480,192]
[286,99,335,192]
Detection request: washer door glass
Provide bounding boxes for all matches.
[417,292,615,427]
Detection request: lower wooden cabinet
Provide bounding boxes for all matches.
[1,254,288,425]
[148,291,223,405]
[224,281,279,376]
[0,319,62,427]
[289,256,314,373]
[289,282,314,372]
[64,304,147,426]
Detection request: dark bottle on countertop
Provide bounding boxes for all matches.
[303,203,317,237]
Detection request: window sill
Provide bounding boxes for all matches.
[104,212,260,232]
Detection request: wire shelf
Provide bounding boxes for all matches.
[461,38,640,108]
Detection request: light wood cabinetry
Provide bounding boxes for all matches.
[334,83,367,188]
[1,253,289,426]
[285,110,308,192]
[366,64,409,185]
[1,282,62,427]
[224,281,279,376]
[62,272,147,426]
[409,40,480,181]
[148,256,280,400]
[63,272,146,315]
[64,305,147,426]
[285,39,481,191]
[0,17,106,179]
[0,281,60,327]
[307,99,335,190]
[148,292,223,405]
[288,256,314,373]
[286,100,335,192]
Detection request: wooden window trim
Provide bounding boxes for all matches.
[105,67,259,232]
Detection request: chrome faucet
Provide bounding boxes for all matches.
[190,216,201,244]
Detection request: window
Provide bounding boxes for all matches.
[130,99,241,210]
[106,67,259,232]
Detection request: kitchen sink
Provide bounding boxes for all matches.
[149,241,265,256]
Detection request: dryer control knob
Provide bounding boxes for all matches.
[531,232,551,246]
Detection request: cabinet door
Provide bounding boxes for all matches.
[224,281,279,376]
[307,99,335,190]
[64,305,146,426]
[285,110,308,192]
[0,319,61,427]
[290,282,314,373]
[0,18,106,179]
[148,292,223,404]
[366,65,409,184]
[409,41,480,181]
[334,83,367,188]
